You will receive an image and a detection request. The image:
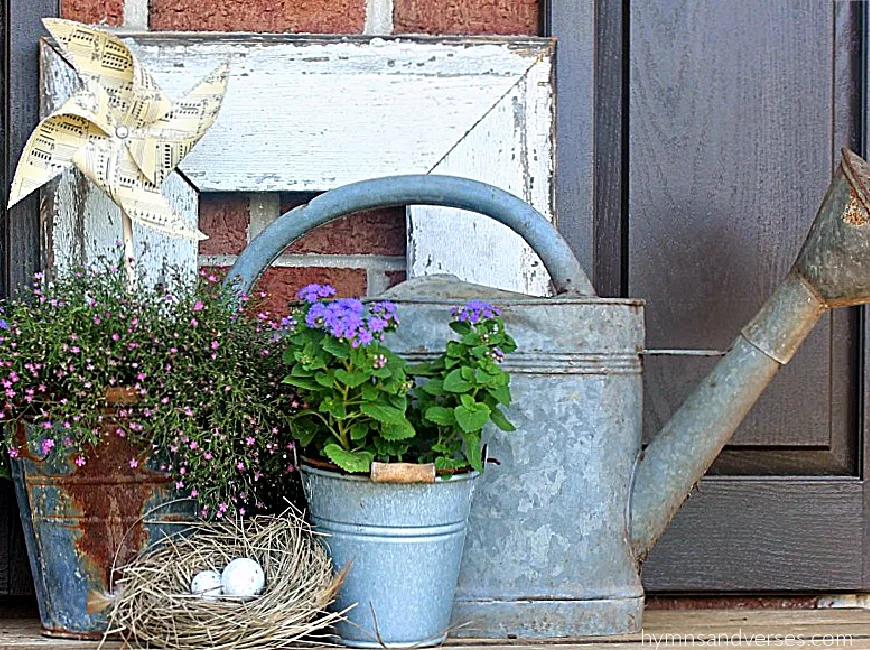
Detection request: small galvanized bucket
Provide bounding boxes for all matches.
[11,421,194,638]
[301,464,477,648]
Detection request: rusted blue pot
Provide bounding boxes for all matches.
[11,421,195,639]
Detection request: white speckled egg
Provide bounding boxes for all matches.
[190,570,222,601]
[220,557,265,600]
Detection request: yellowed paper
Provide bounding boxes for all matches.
[7,19,229,241]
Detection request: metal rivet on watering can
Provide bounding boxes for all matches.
[227,155,870,638]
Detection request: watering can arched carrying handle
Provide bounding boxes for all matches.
[225,175,595,297]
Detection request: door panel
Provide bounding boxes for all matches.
[626,0,864,589]
[1,0,57,596]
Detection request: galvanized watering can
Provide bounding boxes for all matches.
[227,149,870,639]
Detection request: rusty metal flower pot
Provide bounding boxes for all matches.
[11,412,195,639]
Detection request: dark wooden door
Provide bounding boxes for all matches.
[1,0,57,596]
[551,0,869,591]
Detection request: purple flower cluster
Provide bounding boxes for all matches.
[297,284,336,304]
[298,285,398,348]
[452,300,502,324]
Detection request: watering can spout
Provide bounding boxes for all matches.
[629,149,870,557]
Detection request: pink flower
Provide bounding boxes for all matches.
[190,318,199,327]
[75,456,86,467]
[210,341,219,350]
[129,458,138,468]
[189,441,198,450]
[41,439,56,456]
[136,372,146,381]
[239,508,246,516]
[190,488,198,497]
[183,406,194,417]
[7,447,18,458]
[218,502,229,513]
[175,481,184,489]
[236,461,245,471]
[245,437,255,446]
[111,333,119,342]
[204,452,213,460]
[192,300,204,311]
[70,346,80,353]
[115,427,126,438]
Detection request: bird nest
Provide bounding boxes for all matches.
[102,508,347,649]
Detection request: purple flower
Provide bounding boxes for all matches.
[297,284,337,304]
[453,300,502,324]
[192,300,204,311]
[129,458,138,468]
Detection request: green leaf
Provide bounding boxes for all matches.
[334,369,370,388]
[323,444,373,473]
[350,422,369,441]
[314,371,334,388]
[462,431,484,472]
[449,321,472,335]
[487,384,511,406]
[454,401,490,433]
[375,438,410,458]
[381,419,415,440]
[282,376,321,391]
[474,369,497,385]
[360,402,408,425]
[322,336,350,359]
[489,407,516,432]
[361,383,379,401]
[434,456,465,472]
[293,426,317,447]
[373,367,392,379]
[290,364,313,377]
[420,378,444,395]
[443,369,472,393]
[321,397,348,420]
[424,406,456,426]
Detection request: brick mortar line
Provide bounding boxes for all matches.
[123,0,148,29]
[364,0,394,35]
[200,254,406,271]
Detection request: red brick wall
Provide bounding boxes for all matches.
[62,0,540,317]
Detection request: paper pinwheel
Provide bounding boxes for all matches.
[7,18,229,241]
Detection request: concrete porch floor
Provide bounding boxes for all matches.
[3,609,870,649]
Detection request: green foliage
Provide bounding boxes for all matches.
[282,292,412,474]
[284,288,517,475]
[0,260,299,518]
[407,307,517,473]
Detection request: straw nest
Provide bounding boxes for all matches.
[103,508,347,649]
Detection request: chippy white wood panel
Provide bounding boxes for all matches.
[41,43,198,284]
[42,34,555,294]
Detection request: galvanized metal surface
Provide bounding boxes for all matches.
[11,422,194,638]
[225,175,594,297]
[227,155,870,638]
[380,283,646,637]
[301,465,477,648]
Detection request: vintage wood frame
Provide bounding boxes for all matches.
[42,33,556,295]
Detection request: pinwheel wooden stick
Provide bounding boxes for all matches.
[7,19,229,286]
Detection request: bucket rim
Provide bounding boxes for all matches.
[299,462,479,484]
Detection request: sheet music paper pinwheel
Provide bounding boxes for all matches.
[7,18,229,243]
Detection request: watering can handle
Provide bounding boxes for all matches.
[225,175,595,297]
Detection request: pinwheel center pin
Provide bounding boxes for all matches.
[114,126,129,139]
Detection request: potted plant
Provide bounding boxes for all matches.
[283,284,517,648]
[0,262,297,637]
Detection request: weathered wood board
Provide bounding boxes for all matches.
[41,34,555,294]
